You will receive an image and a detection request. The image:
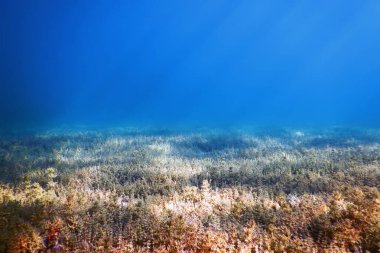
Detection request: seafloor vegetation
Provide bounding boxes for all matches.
[0,127,379,252]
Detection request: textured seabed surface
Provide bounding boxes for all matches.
[0,127,379,252]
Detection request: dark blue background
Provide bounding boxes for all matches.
[1,0,380,130]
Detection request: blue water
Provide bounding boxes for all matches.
[1,0,380,131]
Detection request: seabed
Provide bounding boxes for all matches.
[0,127,379,252]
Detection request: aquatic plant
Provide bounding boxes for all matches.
[0,128,379,252]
